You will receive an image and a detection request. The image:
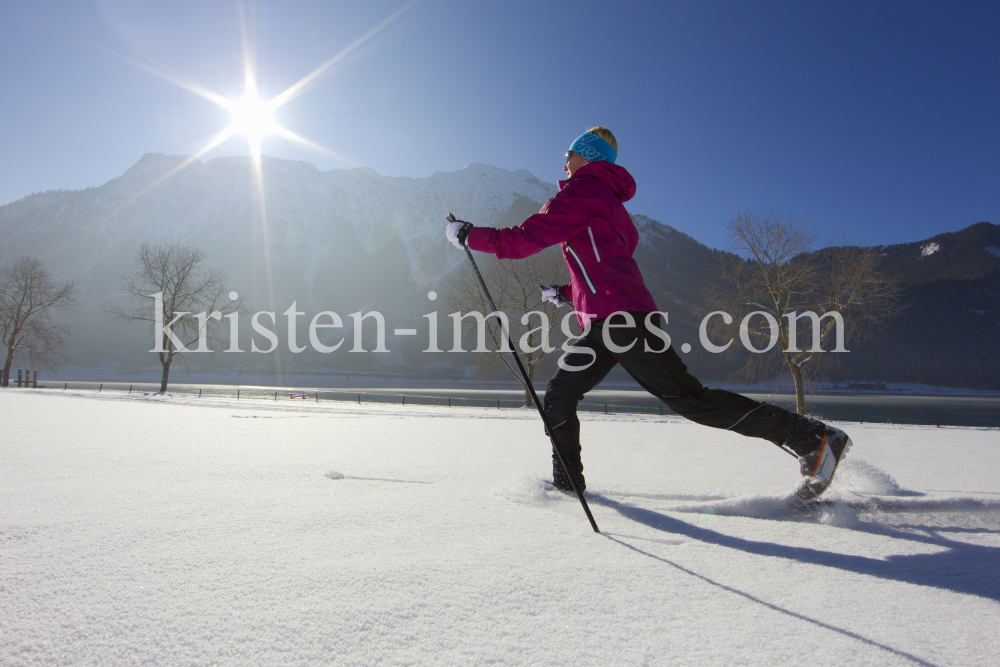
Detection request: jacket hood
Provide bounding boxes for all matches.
[558,161,636,202]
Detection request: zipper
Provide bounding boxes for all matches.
[588,227,601,262]
[566,245,597,295]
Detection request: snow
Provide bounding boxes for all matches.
[921,242,941,257]
[3,390,1000,666]
[0,154,560,306]
[985,246,1000,258]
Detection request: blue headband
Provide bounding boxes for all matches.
[568,132,617,165]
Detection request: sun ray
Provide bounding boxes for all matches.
[130,125,239,200]
[102,47,236,110]
[96,124,240,226]
[267,0,420,110]
[246,139,283,382]
[238,2,258,98]
[270,125,356,165]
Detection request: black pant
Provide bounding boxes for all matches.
[543,312,824,474]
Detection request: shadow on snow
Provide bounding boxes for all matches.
[591,493,1000,603]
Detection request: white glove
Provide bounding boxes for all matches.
[541,286,569,307]
[446,220,473,249]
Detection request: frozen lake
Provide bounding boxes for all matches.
[35,378,1000,427]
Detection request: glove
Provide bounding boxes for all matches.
[540,285,569,307]
[446,218,474,249]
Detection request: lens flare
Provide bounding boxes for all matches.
[116,0,421,384]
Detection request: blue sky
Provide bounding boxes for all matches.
[1,0,997,249]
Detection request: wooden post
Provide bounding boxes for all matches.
[238,389,240,399]
[402,395,406,405]
[32,370,37,388]
[274,391,277,401]
[99,383,102,392]
[860,410,863,424]
[129,385,133,394]
[358,394,361,404]
[17,369,22,388]
[64,382,67,390]
[315,393,318,403]
[936,416,940,428]
[199,388,202,397]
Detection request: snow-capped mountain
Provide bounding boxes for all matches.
[0,154,561,372]
[2,153,997,389]
[0,152,557,305]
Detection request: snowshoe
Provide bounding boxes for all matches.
[795,427,852,500]
[552,454,586,493]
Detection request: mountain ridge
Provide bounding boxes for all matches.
[1,153,995,388]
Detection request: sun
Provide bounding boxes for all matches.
[228,94,277,144]
[118,0,419,381]
[124,0,419,183]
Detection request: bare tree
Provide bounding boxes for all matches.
[705,211,903,414]
[0,257,78,386]
[446,247,571,406]
[104,243,247,392]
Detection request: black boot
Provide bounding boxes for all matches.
[552,450,586,492]
[730,404,852,499]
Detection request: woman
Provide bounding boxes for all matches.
[445,127,850,499]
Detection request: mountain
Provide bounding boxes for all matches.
[834,221,1000,388]
[1,153,996,389]
[0,154,560,376]
[629,214,743,379]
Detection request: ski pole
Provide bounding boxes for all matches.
[447,213,600,533]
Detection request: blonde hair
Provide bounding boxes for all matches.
[587,126,618,152]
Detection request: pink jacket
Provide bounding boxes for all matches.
[466,161,658,327]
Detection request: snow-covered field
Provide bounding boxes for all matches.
[3,390,999,666]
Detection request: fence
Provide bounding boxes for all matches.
[5,380,678,415]
[1,369,39,388]
[5,379,1000,427]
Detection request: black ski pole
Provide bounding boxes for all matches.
[447,213,600,533]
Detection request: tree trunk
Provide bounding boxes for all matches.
[159,357,171,393]
[523,363,534,407]
[788,359,807,415]
[2,333,15,388]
